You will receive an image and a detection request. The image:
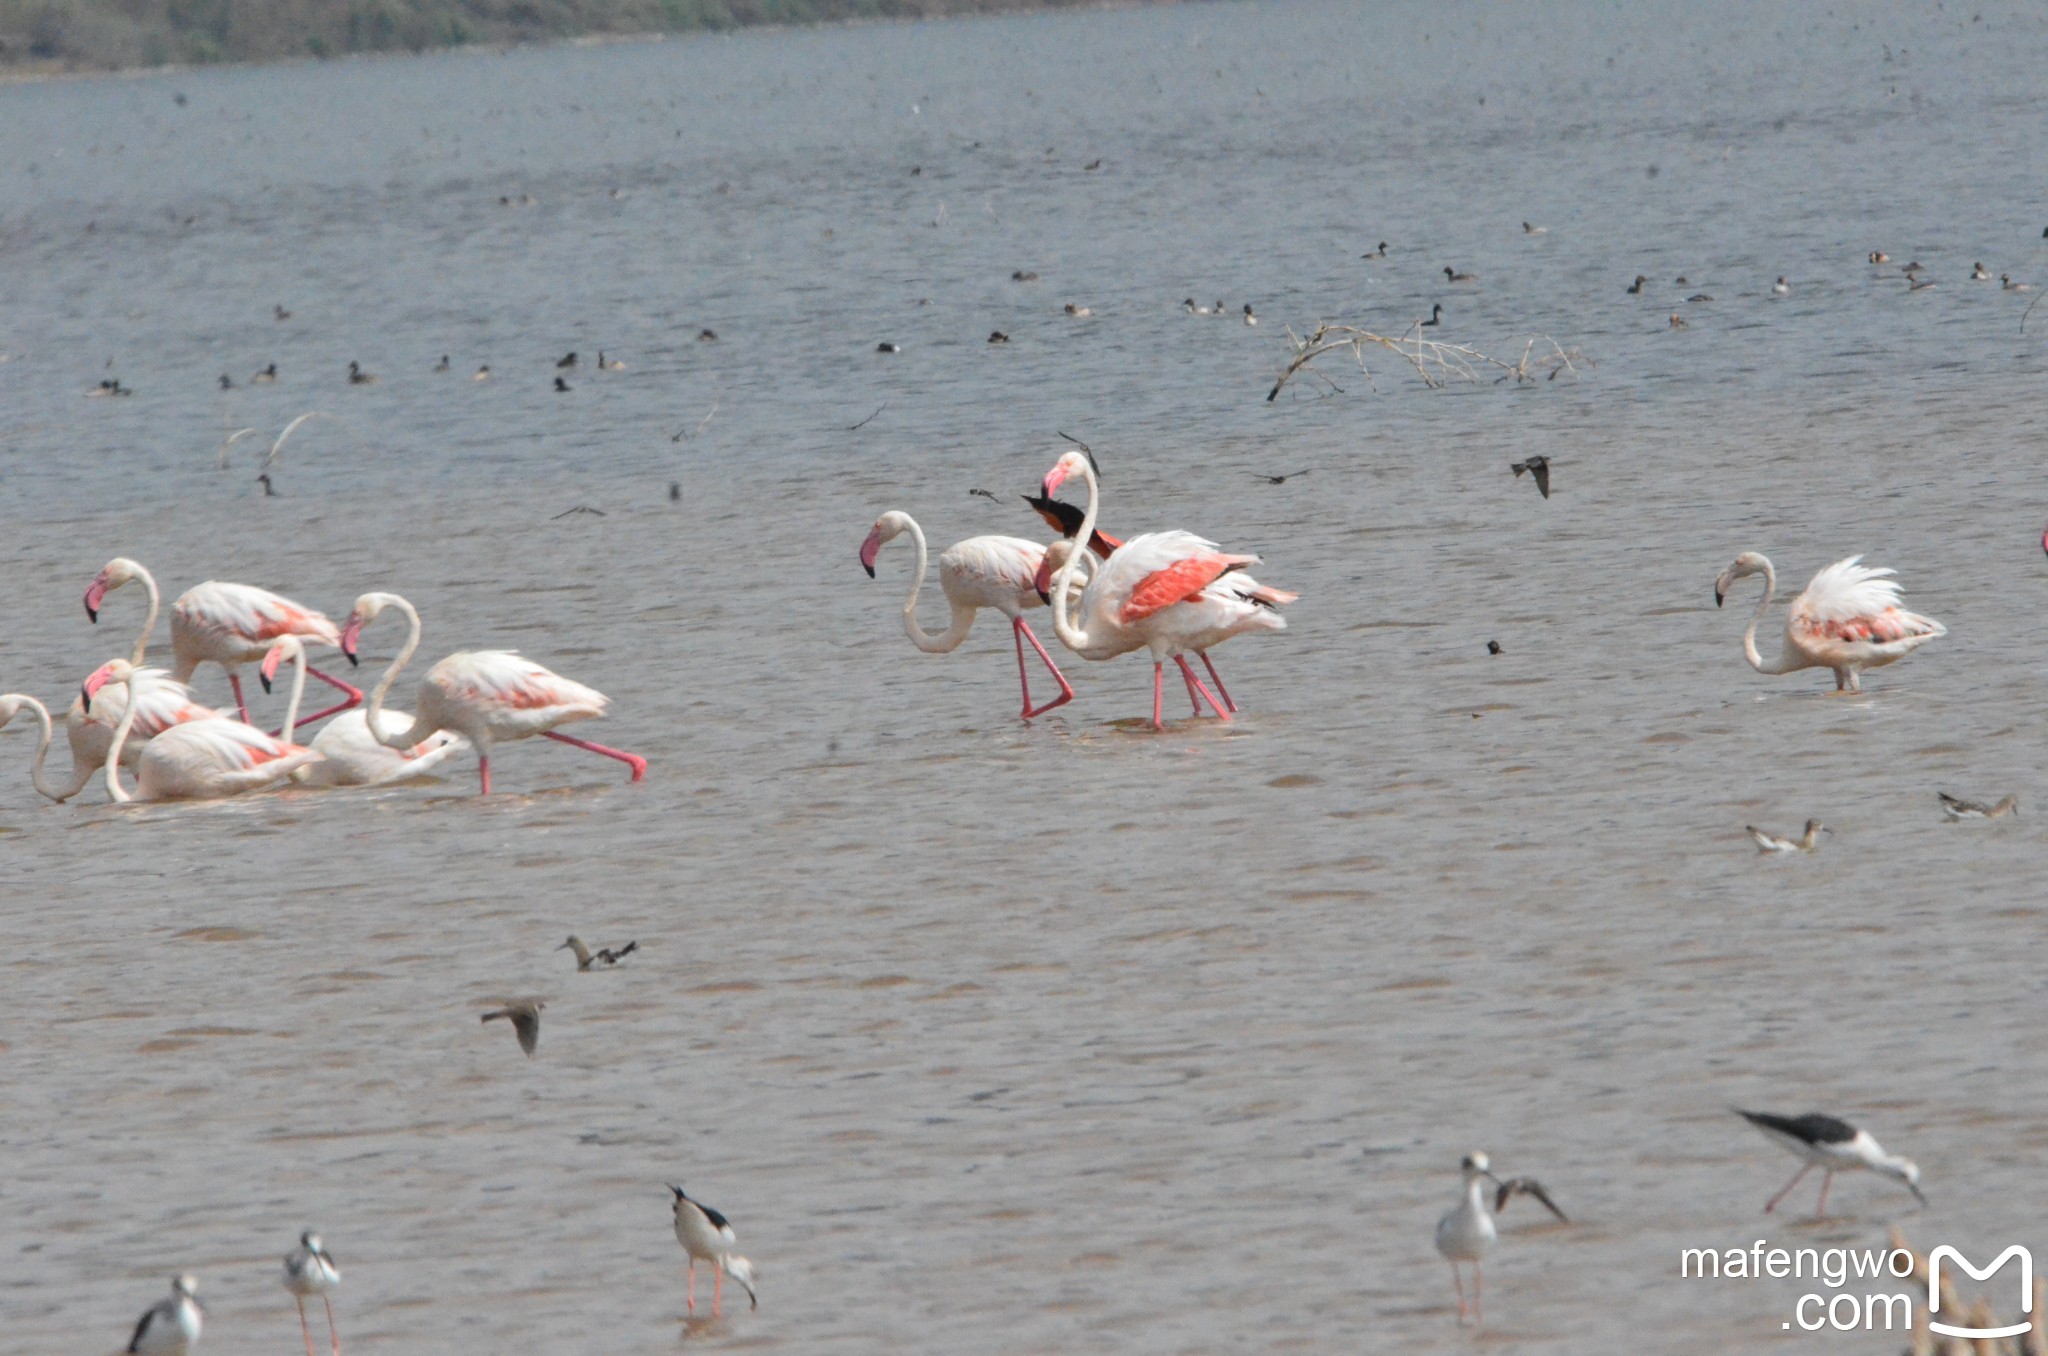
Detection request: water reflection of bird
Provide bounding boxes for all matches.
[1736,1109,1924,1217]
[670,1186,758,1316]
[481,1000,544,1056]
[1510,456,1550,498]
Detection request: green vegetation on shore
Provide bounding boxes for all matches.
[0,0,1121,73]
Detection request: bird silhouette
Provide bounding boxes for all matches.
[481,1001,544,1055]
[559,935,638,970]
[1510,456,1550,499]
[1252,469,1311,485]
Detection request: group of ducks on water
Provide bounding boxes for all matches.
[0,559,647,803]
[123,1185,754,1353]
[1437,1111,1925,1326]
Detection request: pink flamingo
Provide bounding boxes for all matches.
[0,694,79,802]
[857,510,1075,719]
[263,635,470,786]
[338,592,646,795]
[1038,449,1295,728]
[86,660,322,801]
[84,557,362,728]
[1714,552,1946,692]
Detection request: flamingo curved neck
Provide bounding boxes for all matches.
[129,564,161,666]
[895,516,973,654]
[1740,557,1804,675]
[362,595,435,752]
[103,675,143,803]
[273,637,309,743]
[1050,462,1101,653]
[9,697,68,803]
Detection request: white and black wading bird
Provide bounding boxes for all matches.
[1433,1152,1567,1325]
[670,1185,757,1316]
[127,1274,203,1355]
[1736,1109,1925,1217]
[282,1230,342,1356]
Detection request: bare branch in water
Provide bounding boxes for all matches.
[2022,290,2043,335]
[848,400,888,432]
[673,395,722,442]
[1266,322,1589,402]
[217,411,370,471]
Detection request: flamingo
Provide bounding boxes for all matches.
[856,511,1075,719]
[337,592,646,795]
[261,635,469,786]
[87,660,322,801]
[85,557,363,728]
[1713,552,1946,692]
[0,694,80,802]
[1038,449,1294,728]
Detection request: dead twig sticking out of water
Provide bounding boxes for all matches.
[848,401,888,432]
[215,411,370,472]
[671,395,721,443]
[1265,322,1588,402]
[2021,289,2043,334]
[552,506,606,519]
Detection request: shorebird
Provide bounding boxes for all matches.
[1772,276,1791,294]
[1747,820,1825,853]
[1510,455,1550,499]
[252,363,277,384]
[481,1000,544,1056]
[1737,1110,1924,1216]
[282,1231,341,1356]
[559,935,638,970]
[1419,303,1443,326]
[1444,265,1478,282]
[556,351,577,368]
[1626,274,1648,294]
[1434,1153,1566,1326]
[1972,262,1992,281]
[127,1274,203,1355]
[346,361,374,385]
[670,1186,757,1315]
[1938,791,2018,820]
[1064,302,1091,317]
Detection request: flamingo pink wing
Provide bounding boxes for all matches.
[1119,554,1257,624]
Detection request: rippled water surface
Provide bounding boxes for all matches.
[5,1,2048,1350]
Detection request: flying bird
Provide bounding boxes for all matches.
[1251,470,1311,485]
[1937,792,2018,821]
[1510,456,1550,498]
[481,1000,544,1056]
[559,935,638,970]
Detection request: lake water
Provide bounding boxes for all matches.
[3,1,2047,1349]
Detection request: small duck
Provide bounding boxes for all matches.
[1674,275,1689,285]
[1011,269,1039,282]
[1361,241,1389,258]
[434,355,450,372]
[472,364,491,381]
[1419,302,1444,327]
[1771,276,1791,294]
[1486,640,1503,655]
[1064,302,1092,317]
[2003,274,2032,291]
[554,376,571,392]
[274,304,292,321]
[556,351,577,368]
[1668,312,1688,328]
[1183,298,1212,315]
[1444,265,1478,282]
[876,341,901,353]
[1908,276,1938,291]
[1687,292,1714,303]
[1938,792,2018,821]
[251,363,277,384]
[346,361,375,385]
[1748,820,1825,854]
[987,330,1009,344]
[698,328,718,342]
[218,373,234,390]
[256,473,277,498]
[597,351,625,370]
[1626,274,1648,294]
[1522,221,1546,235]
[1868,251,1890,264]
[1971,262,1992,281]
[1242,303,1257,326]
[87,378,132,398]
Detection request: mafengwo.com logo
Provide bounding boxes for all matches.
[1680,1241,2033,1335]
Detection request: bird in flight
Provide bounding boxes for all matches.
[481,1000,544,1056]
[1251,470,1311,485]
[1510,456,1550,499]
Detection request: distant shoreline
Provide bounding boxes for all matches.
[0,0,1167,85]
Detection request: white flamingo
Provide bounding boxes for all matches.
[1714,552,1945,692]
[263,635,468,786]
[1041,449,1294,727]
[857,511,1075,719]
[339,592,645,795]
[0,694,80,802]
[85,557,362,726]
[89,660,321,801]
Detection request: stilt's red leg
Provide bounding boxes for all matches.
[324,1294,340,1356]
[229,671,252,723]
[1014,618,1074,718]
[1198,650,1238,713]
[543,731,647,781]
[1152,662,1165,728]
[1173,656,1232,721]
[1764,1163,1812,1213]
[713,1268,723,1318]
[1473,1262,1483,1326]
[478,754,492,795]
[687,1261,696,1313]
[298,1298,316,1356]
[1450,1262,1466,1323]
[1813,1170,1834,1219]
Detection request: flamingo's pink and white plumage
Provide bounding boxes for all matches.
[65,667,219,779]
[1716,551,1946,692]
[858,511,1075,719]
[295,711,468,787]
[128,717,323,800]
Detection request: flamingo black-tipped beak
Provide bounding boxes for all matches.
[858,528,883,578]
[1714,590,1725,608]
[339,617,363,666]
[1041,466,1071,499]
[83,579,108,622]
[260,671,274,695]
[79,685,91,713]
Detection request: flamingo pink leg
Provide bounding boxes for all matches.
[1152,662,1165,728]
[297,1298,316,1356]
[1813,1170,1835,1218]
[1011,617,1074,718]
[267,665,365,736]
[478,754,492,795]
[1173,656,1231,721]
[1180,660,1202,716]
[1197,649,1238,713]
[228,672,253,723]
[1763,1163,1812,1213]
[323,1294,341,1356]
[543,730,648,781]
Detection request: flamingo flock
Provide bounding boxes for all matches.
[0,558,645,803]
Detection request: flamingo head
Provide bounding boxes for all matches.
[338,593,389,667]
[1714,552,1769,607]
[1040,447,1097,500]
[858,512,912,578]
[79,659,134,712]
[1034,538,1082,603]
[0,694,38,732]
[83,557,145,623]
[259,635,303,694]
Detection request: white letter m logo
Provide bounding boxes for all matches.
[1929,1245,2034,1339]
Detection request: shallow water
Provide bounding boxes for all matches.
[3,1,2048,1350]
